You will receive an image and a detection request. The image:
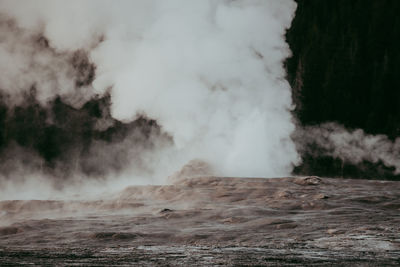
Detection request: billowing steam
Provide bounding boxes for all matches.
[295,123,400,175]
[0,0,299,189]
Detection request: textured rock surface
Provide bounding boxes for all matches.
[1,176,400,265]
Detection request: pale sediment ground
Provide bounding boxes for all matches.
[0,176,400,266]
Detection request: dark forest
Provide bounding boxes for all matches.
[286,0,400,180]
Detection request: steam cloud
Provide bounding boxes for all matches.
[295,123,400,175]
[0,14,171,183]
[0,0,300,187]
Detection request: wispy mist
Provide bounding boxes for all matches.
[295,122,400,175]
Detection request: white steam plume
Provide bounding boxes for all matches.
[296,122,400,175]
[0,0,299,182]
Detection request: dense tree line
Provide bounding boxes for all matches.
[0,92,166,178]
[286,0,400,179]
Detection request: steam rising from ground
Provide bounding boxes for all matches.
[295,123,400,175]
[0,0,300,192]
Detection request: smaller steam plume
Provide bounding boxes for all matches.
[294,123,400,179]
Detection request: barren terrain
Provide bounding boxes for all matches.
[1,176,400,266]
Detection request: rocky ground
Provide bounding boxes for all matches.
[1,176,400,266]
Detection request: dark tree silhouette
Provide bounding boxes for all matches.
[286,0,400,180]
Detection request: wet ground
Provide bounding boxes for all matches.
[1,176,400,266]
